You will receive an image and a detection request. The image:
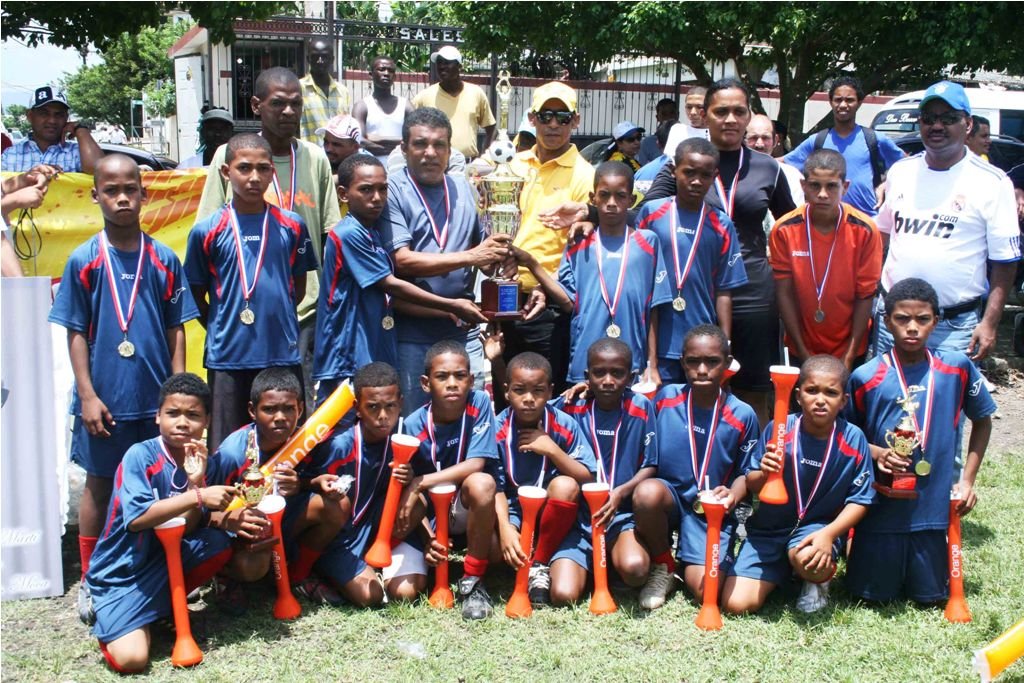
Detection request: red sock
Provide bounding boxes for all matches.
[99,642,145,675]
[184,548,233,593]
[532,499,577,565]
[463,554,489,578]
[653,550,676,574]
[288,544,322,583]
[79,536,98,580]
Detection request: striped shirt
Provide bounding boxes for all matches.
[1,137,82,172]
[299,74,350,144]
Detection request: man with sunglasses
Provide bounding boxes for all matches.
[503,82,596,396]
[873,81,1020,361]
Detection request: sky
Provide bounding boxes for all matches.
[2,37,103,116]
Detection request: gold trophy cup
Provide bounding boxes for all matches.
[874,387,924,499]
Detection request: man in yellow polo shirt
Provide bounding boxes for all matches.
[501,81,595,394]
[412,46,495,160]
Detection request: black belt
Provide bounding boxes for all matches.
[941,297,982,318]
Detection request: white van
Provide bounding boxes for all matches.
[870,88,1024,142]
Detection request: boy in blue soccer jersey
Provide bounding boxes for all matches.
[309,362,428,605]
[494,352,597,606]
[85,373,237,674]
[313,155,485,403]
[514,161,672,385]
[207,368,348,612]
[722,355,875,615]
[846,278,995,606]
[547,339,659,605]
[49,154,199,621]
[635,138,748,385]
[393,340,500,620]
[631,325,760,610]
[184,133,319,453]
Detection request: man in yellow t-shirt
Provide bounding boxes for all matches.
[500,81,595,395]
[411,46,495,160]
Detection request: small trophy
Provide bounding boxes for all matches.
[477,70,526,320]
[874,387,924,499]
[239,429,269,508]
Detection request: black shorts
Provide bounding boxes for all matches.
[730,311,780,392]
[207,365,303,452]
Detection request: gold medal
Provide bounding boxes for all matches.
[814,309,825,323]
[692,499,704,515]
[673,296,686,312]
[240,307,256,325]
[915,460,931,476]
[606,323,621,338]
[381,315,394,330]
[117,340,135,358]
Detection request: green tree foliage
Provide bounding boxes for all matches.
[2,105,29,135]
[62,20,189,129]
[336,1,458,75]
[1,1,294,51]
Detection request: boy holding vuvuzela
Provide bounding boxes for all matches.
[49,154,199,624]
[84,374,236,674]
[845,278,995,606]
[722,355,875,615]
[185,133,318,453]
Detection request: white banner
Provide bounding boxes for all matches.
[2,277,64,600]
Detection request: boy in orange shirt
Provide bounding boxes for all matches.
[769,149,882,369]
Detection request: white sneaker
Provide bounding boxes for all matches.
[639,563,673,610]
[796,579,830,613]
[527,563,550,606]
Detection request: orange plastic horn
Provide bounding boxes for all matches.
[506,486,548,618]
[258,494,301,620]
[722,358,741,385]
[225,381,355,512]
[365,434,421,569]
[695,493,726,631]
[760,365,800,505]
[154,518,203,667]
[630,381,657,401]
[428,484,457,609]
[582,483,617,615]
[944,492,972,624]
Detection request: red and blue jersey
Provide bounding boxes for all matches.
[493,404,597,501]
[404,389,499,476]
[636,198,748,360]
[654,385,761,506]
[308,426,392,531]
[557,227,672,382]
[313,214,397,381]
[49,233,199,419]
[553,392,658,507]
[184,205,317,369]
[744,415,875,534]
[847,350,996,532]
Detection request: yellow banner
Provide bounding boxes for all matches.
[4,170,210,377]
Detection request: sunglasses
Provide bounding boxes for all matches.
[534,110,574,125]
[919,111,964,126]
[620,135,643,143]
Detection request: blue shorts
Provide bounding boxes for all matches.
[846,530,947,603]
[316,514,425,588]
[71,417,158,478]
[657,358,685,385]
[726,524,837,586]
[91,527,231,643]
[676,506,736,568]
[551,511,635,571]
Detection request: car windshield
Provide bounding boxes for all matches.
[871,108,919,135]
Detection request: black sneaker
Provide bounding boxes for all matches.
[527,563,550,607]
[457,576,493,620]
[77,580,95,626]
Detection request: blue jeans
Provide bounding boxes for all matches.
[397,329,484,417]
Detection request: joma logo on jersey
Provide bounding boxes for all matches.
[120,273,135,280]
[677,227,696,235]
[727,253,742,267]
[242,235,261,242]
[893,211,957,239]
[473,422,491,435]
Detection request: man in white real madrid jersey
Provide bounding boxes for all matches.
[873,80,1021,360]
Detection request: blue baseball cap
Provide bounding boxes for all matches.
[920,81,971,116]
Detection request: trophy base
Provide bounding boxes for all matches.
[481,279,523,321]
[873,471,918,499]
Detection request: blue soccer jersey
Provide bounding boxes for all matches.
[636,198,748,360]
[553,392,658,499]
[313,214,397,382]
[404,389,499,475]
[310,425,393,532]
[49,233,199,420]
[654,385,761,506]
[378,171,483,345]
[494,404,597,503]
[184,204,317,369]
[744,415,875,534]
[847,350,997,532]
[207,423,309,486]
[558,227,672,382]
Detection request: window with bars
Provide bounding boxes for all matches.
[232,40,305,121]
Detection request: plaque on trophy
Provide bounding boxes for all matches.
[477,70,526,320]
[873,386,924,499]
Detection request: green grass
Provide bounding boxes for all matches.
[4,449,1023,683]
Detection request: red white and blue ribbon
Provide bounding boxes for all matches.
[803,205,843,312]
[713,146,744,219]
[587,400,623,486]
[686,387,722,492]
[228,202,270,306]
[351,424,391,525]
[427,404,469,471]
[504,408,551,488]
[886,350,936,454]
[669,199,706,298]
[792,417,836,524]
[99,231,146,336]
[405,168,451,251]
[595,228,632,325]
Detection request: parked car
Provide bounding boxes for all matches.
[99,143,177,171]
[871,88,1024,142]
[893,134,1024,174]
